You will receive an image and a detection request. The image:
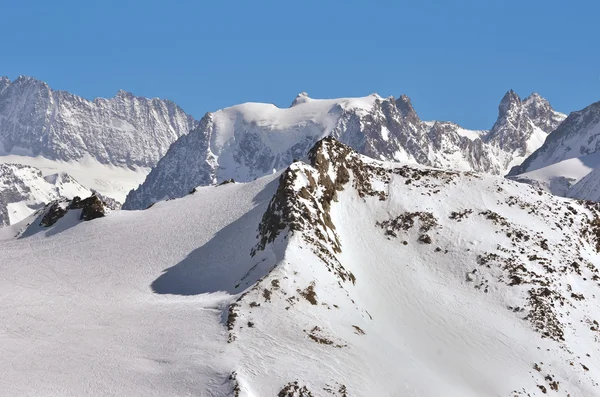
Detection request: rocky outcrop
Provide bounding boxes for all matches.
[39,194,106,227]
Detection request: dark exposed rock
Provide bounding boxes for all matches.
[39,202,69,227]
[38,194,107,227]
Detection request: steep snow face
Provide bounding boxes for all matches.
[125,91,561,210]
[0,76,196,168]
[567,165,600,202]
[510,101,600,177]
[0,163,90,226]
[2,138,600,396]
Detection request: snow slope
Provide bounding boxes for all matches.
[507,100,600,197]
[509,152,600,196]
[509,100,600,178]
[124,91,562,210]
[567,165,600,202]
[0,163,90,226]
[1,138,599,396]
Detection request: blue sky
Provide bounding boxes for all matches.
[0,0,597,129]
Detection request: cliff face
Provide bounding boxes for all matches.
[0,76,196,168]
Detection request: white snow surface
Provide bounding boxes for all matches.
[1,139,599,396]
[0,176,279,396]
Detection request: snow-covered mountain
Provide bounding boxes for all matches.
[124,91,563,210]
[566,165,600,202]
[0,163,90,226]
[484,91,566,171]
[0,76,197,201]
[0,76,196,167]
[2,138,599,396]
[508,100,600,195]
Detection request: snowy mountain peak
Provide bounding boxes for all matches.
[482,90,565,172]
[290,92,311,107]
[522,92,566,134]
[232,137,600,394]
[498,89,521,115]
[395,94,418,120]
[125,91,567,209]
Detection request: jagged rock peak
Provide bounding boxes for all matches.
[115,89,135,98]
[395,94,419,120]
[522,92,566,134]
[498,90,522,115]
[290,92,311,107]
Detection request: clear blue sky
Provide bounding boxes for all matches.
[0,0,597,130]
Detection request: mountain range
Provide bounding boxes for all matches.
[123,90,565,210]
[0,76,574,214]
[5,76,600,395]
[0,76,196,203]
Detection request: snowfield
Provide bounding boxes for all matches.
[0,153,150,203]
[1,138,599,396]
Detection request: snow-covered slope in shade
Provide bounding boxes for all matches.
[0,76,196,168]
[2,138,600,396]
[509,152,600,196]
[0,163,90,226]
[566,165,600,202]
[510,100,600,177]
[124,91,562,210]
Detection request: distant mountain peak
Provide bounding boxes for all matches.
[395,94,418,120]
[0,76,196,168]
[498,90,522,116]
[290,92,311,107]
